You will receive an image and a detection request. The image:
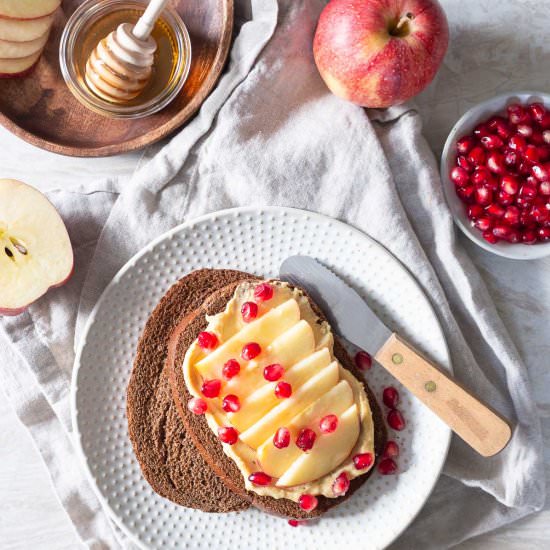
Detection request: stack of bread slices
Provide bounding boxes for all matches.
[127,269,386,520]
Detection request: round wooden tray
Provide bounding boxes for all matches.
[0,0,233,157]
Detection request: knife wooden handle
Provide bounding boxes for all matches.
[375,333,512,457]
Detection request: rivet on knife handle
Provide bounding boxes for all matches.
[375,333,512,457]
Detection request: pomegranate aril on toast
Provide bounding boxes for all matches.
[201,379,221,398]
[248,471,272,486]
[298,494,318,512]
[319,414,339,434]
[218,426,239,445]
[198,331,218,349]
[241,301,258,322]
[188,397,207,415]
[332,472,350,496]
[296,428,316,451]
[241,342,261,360]
[275,381,292,399]
[264,363,284,381]
[254,282,274,301]
[222,359,241,380]
[273,427,291,449]
[353,452,374,470]
[222,394,241,413]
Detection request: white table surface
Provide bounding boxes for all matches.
[1,0,549,548]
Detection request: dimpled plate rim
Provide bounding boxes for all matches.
[71,206,452,550]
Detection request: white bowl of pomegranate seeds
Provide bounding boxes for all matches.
[441,91,550,259]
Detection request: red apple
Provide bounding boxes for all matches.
[313,0,449,108]
[0,0,61,20]
[0,179,73,316]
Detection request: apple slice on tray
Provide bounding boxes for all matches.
[0,14,54,42]
[0,179,73,316]
[0,49,41,77]
[0,30,49,58]
[0,0,61,20]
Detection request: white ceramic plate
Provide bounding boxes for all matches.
[72,207,451,550]
[440,91,550,260]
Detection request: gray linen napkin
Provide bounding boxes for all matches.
[0,1,545,548]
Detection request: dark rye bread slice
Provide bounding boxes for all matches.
[127,269,257,512]
[166,272,386,519]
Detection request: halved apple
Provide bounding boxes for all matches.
[0,0,61,20]
[0,49,40,76]
[0,179,73,316]
[0,30,48,58]
[0,13,53,42]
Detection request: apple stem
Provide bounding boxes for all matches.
[394,12,414,36]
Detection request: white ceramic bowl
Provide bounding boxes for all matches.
[440,91,550,260]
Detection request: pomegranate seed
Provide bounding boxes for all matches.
[486,204,505,218]
[241,342,261,360]
[275,381,292,399]
[487,151,506,174]
[529,102,546,121]
[218,426,239,445]
[538,146,550,162]
[254,282,274,301]
[457,155,472,172]
[222,394,241,413]
[516,124,533,138]
[201,379,221,398]
[383,440,400,458]
[503,206,520,226]
[493,224,513,240]
[483,230,499,244]
[503,149,518,167]
[468,146,486,166]
[518,160,533,175]
[298,494,318,512]
[497,190,514,205]
[538,227,550,240]
[198,331,218,349]
[531,204,549,223]
[263,363,284,381]
[387,409,406,431]
[524,145,540,163]
[378,457,398,475]
[474,186,493,206]
[273,427,291,449]
[288,519,304,527]
[480,135,503,150]
[507,229,521,243]
[468,204,484,219]
[354,350,372,370]
[474,123,491,138]
[541,113,550,130]
[500,174,519,195]
[248,471,272,486]
[187,397,207,415]
[319,414,339,434]
[450,166,470,186]
[516,195,534,209]
[509,135,527,153]
[531,163,550,181]
[332,472,350,496]
[520,184,538,199]
[507,103,527,124]
[353,452,374,470]
[241,301,258,322]
[474,216,493,231]
[382,386,399,408]
[532,130,545,145]
[296,428,316,451]
[457,185,475,202]
[471,166,491,186]
[539,181,550,195]
[495,120,513,139]
[522,229,538,244]
[222,359,240,380]
[456,135,476,154]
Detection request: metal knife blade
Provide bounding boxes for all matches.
[279,256,391,356]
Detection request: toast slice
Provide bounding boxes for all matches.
[127,269,256,512]
[166,270,386,519]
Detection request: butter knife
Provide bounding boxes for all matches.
[280,255,512,457]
